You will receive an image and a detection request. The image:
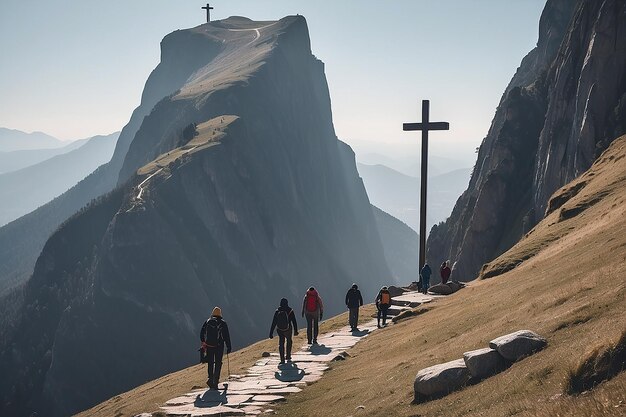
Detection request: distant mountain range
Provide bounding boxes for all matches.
[0,132,119,226]
[0,137,89,174]
[0,128,65,152]
[357,162,471,232]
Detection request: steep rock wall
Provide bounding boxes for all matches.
[427,0,626,281]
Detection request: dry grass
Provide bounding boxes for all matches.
[136,115,238,176]
[566,329,626,394]
[79,137,626,417]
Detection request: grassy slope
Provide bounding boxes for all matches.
[78,137,626,417]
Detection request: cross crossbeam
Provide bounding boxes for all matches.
[403,100,450,273]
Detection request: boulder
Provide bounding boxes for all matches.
[387,285,407,297]
[428,283,453,295]
[489,330,547,361]
[414,359,470,398]
[446,281,462,292]
[463,348,507,379]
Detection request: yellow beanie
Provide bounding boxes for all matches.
[212,306,222,318]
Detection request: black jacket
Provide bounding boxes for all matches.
[345,288,364,309]
[269,305,298,336]
[200,316,232,351]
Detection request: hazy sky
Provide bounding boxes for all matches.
[0,0,545,163]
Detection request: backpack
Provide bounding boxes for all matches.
[203,319,223,347]
[276,309,291,332]
[380,291,391,305]
[306,293,318,312]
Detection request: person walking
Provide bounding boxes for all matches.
[302,287,324,344]
[200,307,232,390]
[440,261,451,285]
[375,286,392,328]
[269,298,299,364]
[420,263,432,294]
[345,283,364,331]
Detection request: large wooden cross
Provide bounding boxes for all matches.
[403,100,450,272]
[201,3,214,23]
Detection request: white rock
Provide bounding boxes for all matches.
[414,359,470,398]
[489,330,547,361]
[463,347,506,378]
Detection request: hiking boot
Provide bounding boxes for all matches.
[313,339,318,344]
[286,357,292,361]
[279,360,285,365]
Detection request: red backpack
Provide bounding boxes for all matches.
[306,291,318,312]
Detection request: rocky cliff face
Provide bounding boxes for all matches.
[427,0,626,281]
[0,16,391,417]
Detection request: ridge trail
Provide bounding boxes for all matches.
[157,291,437,416]
[227,22,279,46]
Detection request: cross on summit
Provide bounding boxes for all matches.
[403,100,450,272]
[201,3,214,23]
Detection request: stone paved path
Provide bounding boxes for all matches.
[155,291,436,416]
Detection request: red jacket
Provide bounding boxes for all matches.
[440,266,451,284]
[302,289,323,315]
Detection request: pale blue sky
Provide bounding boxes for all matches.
[0,1,545,162]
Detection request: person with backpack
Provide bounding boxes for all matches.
[200,307,232,390]
[420,263,432,294]
[301,287,324,344]
[269,298,299,364]
[440,260,451,284]
[375,286,392,328]
[345,283,363,331]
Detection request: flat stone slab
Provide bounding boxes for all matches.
[489,330,547,361]
[165,396,196,405]
[393,291,438,304]
[196,393,253,406]
[463,347,507,379]
[251,394,285,402]
[162,404,246,416]
[414,359,470,398]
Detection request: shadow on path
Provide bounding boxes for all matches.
[308,344,332,355]
[275,362,306,382]
[194,389,228,407]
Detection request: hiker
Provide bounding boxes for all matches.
[420,263,432,294]
[200,307,232,390]
[345,283,364,331]
[269,298,299,364]
[440,260,451,284]
[302,287,324,344]
[375,286,392,328]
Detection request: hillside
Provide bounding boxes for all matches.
[428,0,626,281]
[0,16,394,417]
[81,134,626,417]
[0,132,119,226]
